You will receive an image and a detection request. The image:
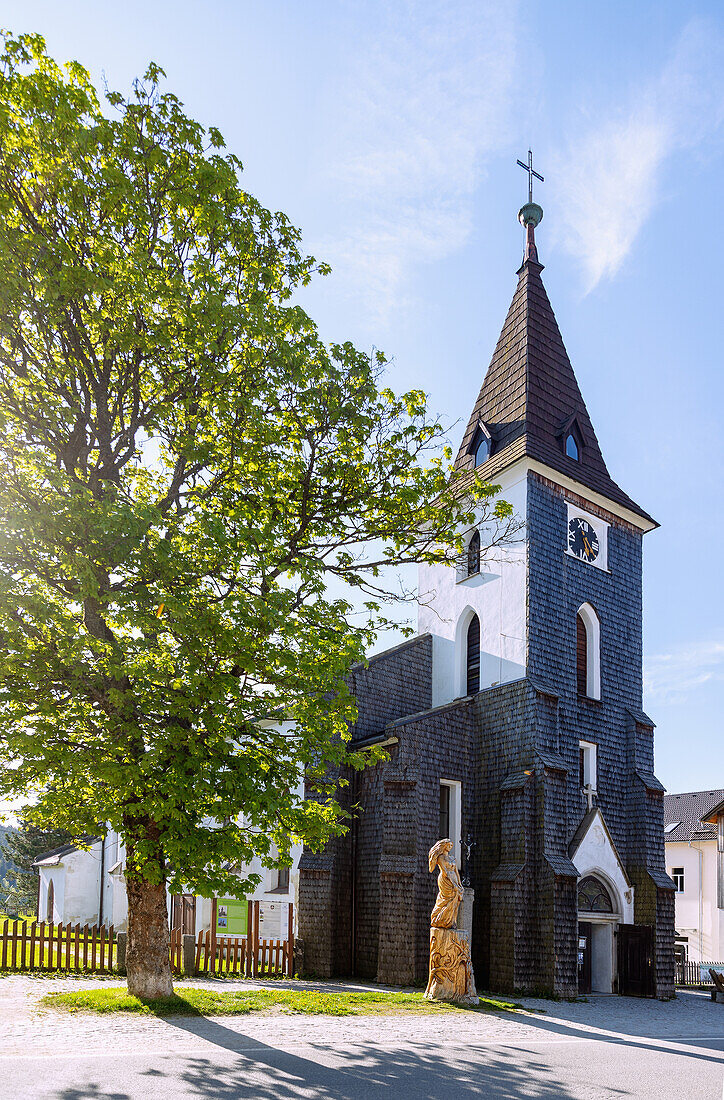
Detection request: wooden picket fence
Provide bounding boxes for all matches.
[170,926,183,973]
[675,960,723,987]
[0,919,116,972]
[0,901,294,977]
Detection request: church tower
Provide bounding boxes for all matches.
[298,176,675,999]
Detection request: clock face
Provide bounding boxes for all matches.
[568,517,599,563]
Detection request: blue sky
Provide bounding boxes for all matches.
[3,0,723,795]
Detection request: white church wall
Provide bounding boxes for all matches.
[110,873,128,930]
[99,832,125,926]
[62,844,103,925]
[38,865,65,922]
[38,843,105,925]
[418,461,528,707]
[573,811,634,924]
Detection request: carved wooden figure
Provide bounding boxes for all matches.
[425,839,478,1005]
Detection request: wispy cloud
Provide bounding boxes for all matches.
[317,0,519,321]
[645,639,724,704]
[551,20,724,293]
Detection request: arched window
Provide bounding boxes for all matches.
[576,603,601,699]
[47,879,55,922]
[565,432,579,460]
[576,613,588,695]
[466,614,480,695]
[577,875,613,913]
[467,530,481,577]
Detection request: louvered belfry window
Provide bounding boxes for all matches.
[467,530,481,577]
[576,612,588,695]
[466,615,480,696]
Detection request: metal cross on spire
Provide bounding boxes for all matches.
[517,149,544,205]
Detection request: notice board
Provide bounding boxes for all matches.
[215,897,248,935]
[258,900,289,939]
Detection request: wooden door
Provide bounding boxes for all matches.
[171,894,196,936]
[618,924,654,997]
[578,921,592,994]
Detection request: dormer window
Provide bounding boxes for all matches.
[469,424,493,468]
[560,416,584,462]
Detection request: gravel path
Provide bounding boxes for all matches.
[0,974,720,1058]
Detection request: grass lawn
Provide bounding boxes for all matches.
[42,986,523,1017]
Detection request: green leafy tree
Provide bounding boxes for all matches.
[0,812,71,915]
[0,34,519,996]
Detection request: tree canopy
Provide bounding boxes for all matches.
[0,33,518,992]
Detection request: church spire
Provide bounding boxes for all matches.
[453,157,655,528]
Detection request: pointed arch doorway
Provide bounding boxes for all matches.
[577,874,619,994]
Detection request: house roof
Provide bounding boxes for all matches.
[663,790,724,843]
[33,835,100,867]
[453,235,656,527]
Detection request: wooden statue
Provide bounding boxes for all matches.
[424,838,478,1005]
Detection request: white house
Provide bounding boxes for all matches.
[664,789,724,964]
[34,827,301,940]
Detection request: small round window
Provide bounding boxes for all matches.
[474,436,490,467]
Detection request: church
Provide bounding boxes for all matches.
[298,183,676,999]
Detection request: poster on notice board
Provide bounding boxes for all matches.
[215,897,248,935]
[258,901,289,940]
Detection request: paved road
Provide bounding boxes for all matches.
[3,1029,723,1099]
[0,979,722,1099]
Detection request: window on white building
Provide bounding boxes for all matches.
[466,615,480,695]
[671,867,684,893]
[467,530,481,577]
[273,867,290,892]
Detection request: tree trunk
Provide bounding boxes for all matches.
[125,875,173,998]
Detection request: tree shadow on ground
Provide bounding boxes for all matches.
[507,992,724,1066]
[55,1087,131,1100]
[48,991,724,1099]
[145,1014,596,1099]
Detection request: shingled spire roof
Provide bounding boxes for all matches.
[455,214,655,526]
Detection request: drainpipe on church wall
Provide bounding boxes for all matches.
[688,837,704,960]
[98,833,106,926]
[350,768,359,977]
